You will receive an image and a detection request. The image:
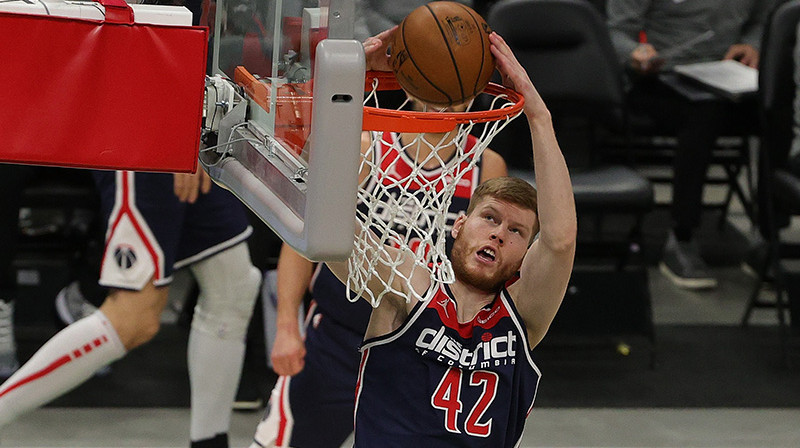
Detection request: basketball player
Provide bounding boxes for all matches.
[0,167,262,448]
[323,31,576,446]
[248,34,508,448]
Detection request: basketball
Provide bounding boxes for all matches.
[389,1,495,107]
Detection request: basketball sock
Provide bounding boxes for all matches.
[0,310,125,427]
[188,328,245,443]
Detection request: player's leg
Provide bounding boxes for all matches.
[187,242,261,447]
[0,282,170,426]
[251,304,363,448]
[177,182,260,448]
[0,170,181,427]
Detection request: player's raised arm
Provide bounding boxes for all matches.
[491,32,577,348]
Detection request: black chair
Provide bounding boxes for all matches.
[486,0,656,363]
[741,0,800,367]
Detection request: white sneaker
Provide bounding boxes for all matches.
[0,299,19,379]
[55,281,98,325]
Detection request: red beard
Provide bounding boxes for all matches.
[450,234,520,293]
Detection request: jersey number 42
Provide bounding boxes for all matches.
[431,367,499,437]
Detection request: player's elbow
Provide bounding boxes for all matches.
[541,223,577,254]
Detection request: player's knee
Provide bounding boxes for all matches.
[102,287,166,350]
[129,313,162,348]
[190,246,261,340]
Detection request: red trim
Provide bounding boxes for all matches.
[275,377,290,446]
[353,348,370,431]
[430,286,510,339]
[102,172,163,282]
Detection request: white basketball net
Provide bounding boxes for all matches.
[347,81,523,308]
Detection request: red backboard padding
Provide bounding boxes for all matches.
[0,8,208,172]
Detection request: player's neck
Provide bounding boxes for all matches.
[449,280,496,324]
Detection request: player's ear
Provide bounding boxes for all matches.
[451,214,466,238]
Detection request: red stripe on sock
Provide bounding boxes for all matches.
[0,336,112,400]
[0,355,72,399]
[93,338,102,347]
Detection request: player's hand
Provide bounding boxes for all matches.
[271,328,306,376]
[489,32,549,123]
[364,26,397,72]
[173,169,212,203]
[724,44,759,69]
[630,44,663,74]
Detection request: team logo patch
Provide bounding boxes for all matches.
[113,245,138,270]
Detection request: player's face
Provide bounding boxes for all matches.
[450,198,537,293]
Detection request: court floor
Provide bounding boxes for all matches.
[2,407,800,447]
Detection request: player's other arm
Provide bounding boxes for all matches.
[480,148,508,182]
[491,33,577,349]
[271,244,314,376]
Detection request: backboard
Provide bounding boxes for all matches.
[202,0,365,261]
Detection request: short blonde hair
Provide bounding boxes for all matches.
[466,177,539,244]
[466,176,538,215]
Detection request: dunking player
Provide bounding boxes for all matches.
[0,167,262,448]
[323,31,576,446]
[248,34,508,448]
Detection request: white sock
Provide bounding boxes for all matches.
[188,328,246,442]
[0,310,126,427]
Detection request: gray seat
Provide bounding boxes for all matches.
[742,0,800,367]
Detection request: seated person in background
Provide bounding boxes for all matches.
[607,0,775,290]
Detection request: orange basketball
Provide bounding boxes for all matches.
[389,1,495,107]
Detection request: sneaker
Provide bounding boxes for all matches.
[55,281,98,325]
[0,299,19,379]
[659,231,718,290]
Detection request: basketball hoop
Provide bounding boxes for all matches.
[348,71,525,307]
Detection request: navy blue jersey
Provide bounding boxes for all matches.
[310,132,484,333]
[353,283,541,447]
